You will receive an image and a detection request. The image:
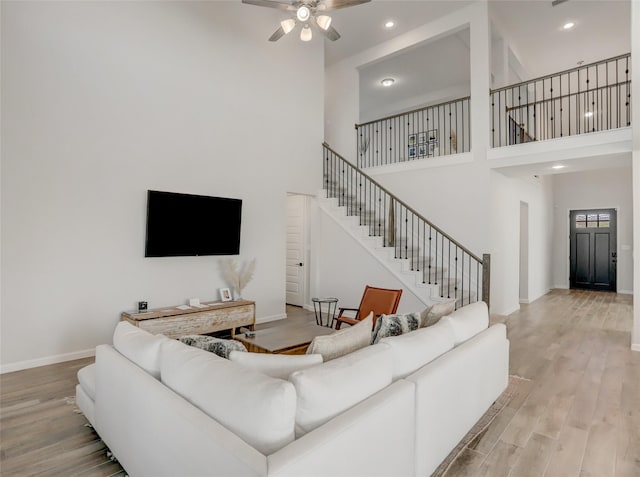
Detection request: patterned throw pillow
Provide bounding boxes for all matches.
[371,312,421,344]
[178,335,247,359]
[420,299,456,327]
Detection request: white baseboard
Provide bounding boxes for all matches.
[1,348,96,375]
[618,290,633,295]
[503,305,521,316]
[632,343,640,352]
[554,284,569,290]
[303,304,314,312]
[256,313,286,324]
[520,289,551,306]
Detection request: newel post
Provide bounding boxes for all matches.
[482,253,491,310]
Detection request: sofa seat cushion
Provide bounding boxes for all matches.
[290,343,393,437]
[179,335,247,359]
[371,312,421,344]
[77,364,96,401]
[380,321,455,379]
[439,301,489,345]
[306,312,373,361]
[113,321,168,379]
[420,299,456,327]
[229,351,322,379]
[160,339,296,455]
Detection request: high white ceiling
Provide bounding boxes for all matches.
[324,0,630,77]
[489,0,630,78]
[324,1,473,66]
[358,29,470,121]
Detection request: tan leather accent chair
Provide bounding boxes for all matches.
[334,285,403,330]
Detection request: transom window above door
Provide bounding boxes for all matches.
[575,213,610,229]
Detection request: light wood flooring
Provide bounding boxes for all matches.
[1,289,638,476]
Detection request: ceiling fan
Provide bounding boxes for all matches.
[241,0,371,42]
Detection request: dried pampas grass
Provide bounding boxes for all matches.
[221,258,256,298]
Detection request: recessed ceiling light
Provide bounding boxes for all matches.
[563,22,575,30]
[584,111,594,118]
[384,20,395,29]
[552,165,566,170]
[380,78,395,87]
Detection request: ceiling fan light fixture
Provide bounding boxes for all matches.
[281,18,296,35]
[316,15,332,31]
[300,24,312,41]
[297,5,311,22]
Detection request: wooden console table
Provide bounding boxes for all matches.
[121,300,255,339]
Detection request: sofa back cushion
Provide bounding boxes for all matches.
[160,339,296,455]
[439,301,489,345]
[289,343,393,437]
[229,351,323,379]
[379,320,455,379]
[420,299,456,327]
[113,321,168,379]
[306,312,373,361]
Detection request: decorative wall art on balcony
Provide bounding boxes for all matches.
[427,129,439,156]
[409,129,439,158]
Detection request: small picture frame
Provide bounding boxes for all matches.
[418,144,427,157]
[418,132,427,144]
[408,146,417,158]
[408,134,417,146]
[219,288,232,302]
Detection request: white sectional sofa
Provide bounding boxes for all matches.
[76,301,509,477]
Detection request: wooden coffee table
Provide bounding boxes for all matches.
[234,321,335,355]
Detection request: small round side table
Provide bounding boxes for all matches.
[311,297,339,328]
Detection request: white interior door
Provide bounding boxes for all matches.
[286,195,306,306]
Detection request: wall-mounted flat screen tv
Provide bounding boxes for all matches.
[145,190,242,257]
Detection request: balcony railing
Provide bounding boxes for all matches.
[491,53,631,147]
[355,96,471,169]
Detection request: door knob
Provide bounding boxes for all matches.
[298,262,304,266]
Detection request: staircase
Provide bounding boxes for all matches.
[319,143,489,309]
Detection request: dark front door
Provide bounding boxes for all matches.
[570,209,617,291]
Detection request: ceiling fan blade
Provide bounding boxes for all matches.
[241,0,296,11]
[318,24,341,41]
[317,0,370,12]
[268,25,286,42]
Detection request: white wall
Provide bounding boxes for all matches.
[551,167,633,293]
[632,0,640,351]
[1,1,324,371]
[368,161,490,255]
[490,172,554,316]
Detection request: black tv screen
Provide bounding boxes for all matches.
[145,190,242,257]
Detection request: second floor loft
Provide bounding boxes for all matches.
[354,53,632,170]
